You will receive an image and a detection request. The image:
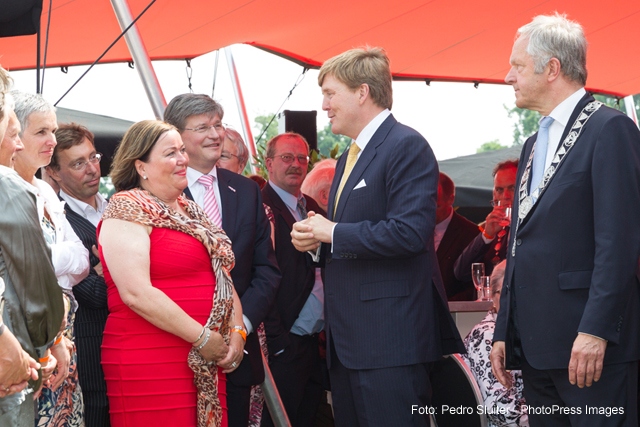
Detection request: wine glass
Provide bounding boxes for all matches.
[481,276,492,301]
[472,263,485,301]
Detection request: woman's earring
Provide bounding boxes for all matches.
[143,175,148,180]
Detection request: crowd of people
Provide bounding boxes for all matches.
[2,11,640,427]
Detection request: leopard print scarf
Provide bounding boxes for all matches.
[102,189,234,427]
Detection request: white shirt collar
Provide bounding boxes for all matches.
[352,109,391,155]
[546,87,586,129]
[434,208,454,251]
[187,165,219,185]
[268,180,301,217]
[542,87,586,168]
[60,189,108,218]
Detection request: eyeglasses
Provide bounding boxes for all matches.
[490,200,513,207]
[220,152,239,161]
[184,123,225,134]
[270,154,309,165]
[70,153,102,171]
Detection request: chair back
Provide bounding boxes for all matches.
[429,354,487,427]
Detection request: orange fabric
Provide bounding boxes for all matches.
[0,0,638,97]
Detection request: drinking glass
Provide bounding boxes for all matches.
[481,276,492,301]
[472,263,485,301]
[497,200,512,227]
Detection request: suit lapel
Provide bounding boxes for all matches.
[328,151,347,221]
[265,183,297,231]
[217,170,237,240]
[332,115,396,222]
[519,93,595,227]
[183,186,194,201]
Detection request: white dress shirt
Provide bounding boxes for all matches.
[186,166,223,215]
[434,209,453,251]
[60,189,108,227]
[542,87,586,170]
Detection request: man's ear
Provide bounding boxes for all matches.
[547,57,562,82]
[319,188,329,207]
[358,83,370,105]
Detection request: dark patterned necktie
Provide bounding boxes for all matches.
[297,197,307,220]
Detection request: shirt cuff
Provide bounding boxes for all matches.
[330,223,337,253]
[243,315,253,335]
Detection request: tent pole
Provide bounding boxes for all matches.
[624,95,639,129]
[260,351,292,427]
[110,0,166,119]
[225,47,257,173]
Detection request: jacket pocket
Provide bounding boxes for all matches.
[558,270,592,290]
[360,281,410,301]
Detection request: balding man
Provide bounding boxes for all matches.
[301,159,336,212]
[434,172,479,301]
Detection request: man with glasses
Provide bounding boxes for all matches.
[261,132,326,427]
[46,123,110,427]
[454,159,519,282]
[164,94,280,427]
[217,128,249,175]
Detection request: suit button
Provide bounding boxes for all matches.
[340,252,344,258]
[516,239,522,246]
[353,254,357,259]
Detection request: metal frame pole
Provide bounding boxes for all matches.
[260,351,292,427]
[110,0,166,119]
[225,47,257,173]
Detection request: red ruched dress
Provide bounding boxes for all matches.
[99,226,227,427]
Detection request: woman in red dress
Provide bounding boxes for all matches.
[98,120,245,427]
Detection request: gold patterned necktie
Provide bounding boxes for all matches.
[333,142,361,216]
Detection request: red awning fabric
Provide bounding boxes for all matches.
[1,0,639,97]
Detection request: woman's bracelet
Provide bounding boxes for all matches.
[231,325,247,342]
[195,328,211,351]
[192,326,206,345]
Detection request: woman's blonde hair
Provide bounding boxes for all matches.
[110,120,176,192]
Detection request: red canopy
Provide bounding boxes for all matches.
[1,0,639,97]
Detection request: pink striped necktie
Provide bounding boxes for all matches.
[197,174,222,228]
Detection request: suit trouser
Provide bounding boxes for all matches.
[76,335,110,427]
[521,355,638,427]
[328,340,431,427]
[261,333,324,427]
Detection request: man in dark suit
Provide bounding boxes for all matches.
[491,14,640,427]
[164,94,280,427]
[46,123,110,427]
[453,160,518,283]
[260,133,326,427]
[435,172,480,301]
[291,47,463,427]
